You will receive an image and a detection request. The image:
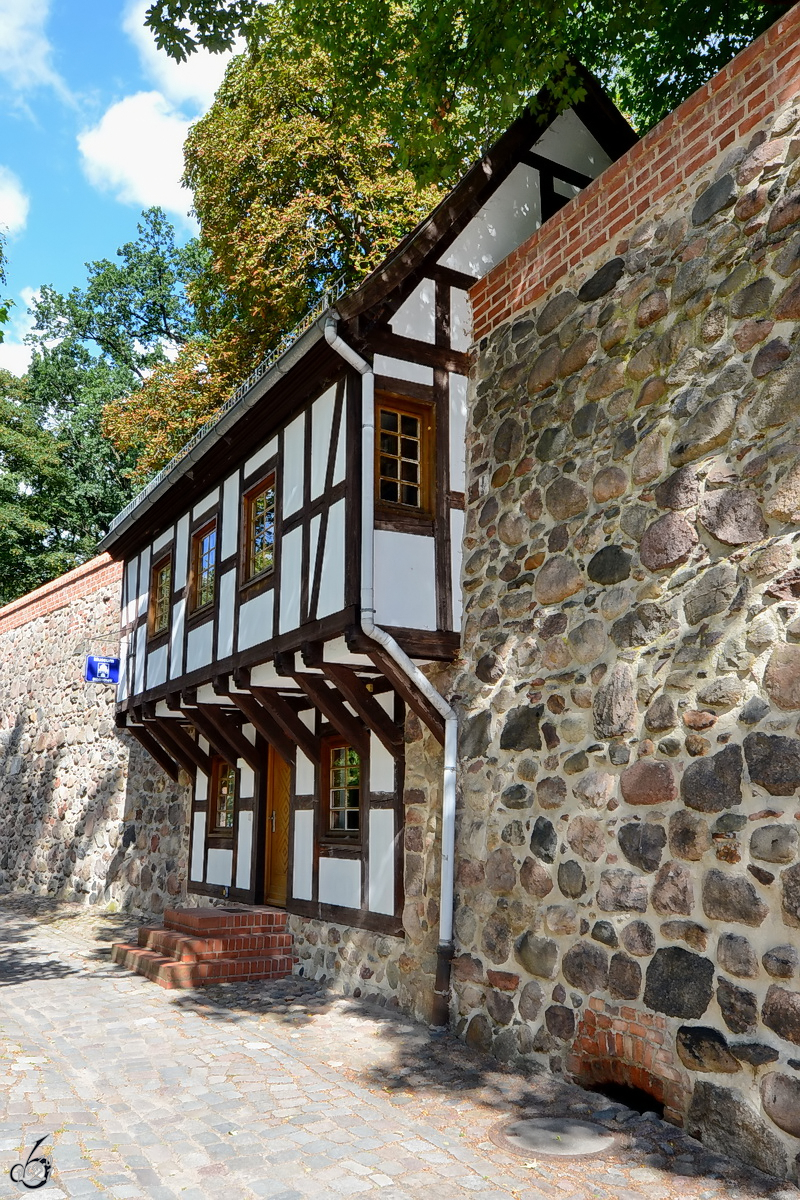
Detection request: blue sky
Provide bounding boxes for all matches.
[0,0,234,375]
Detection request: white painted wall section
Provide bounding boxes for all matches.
[374,530,436,630]
[217,569,236,660]
[532,109,613,182]
[295,751,314,796]
[169,598,186,678]
[186,620,214,674]
[373,354,433,386]
[245,436,278,478]
[292,811,314,901]
[283,413,305,517]
[316,499,345,620]
[134,624,146,696]
[279,525,303,633]
[238,588,274,651]
[368,810,395,915]
[450,508,465,631]
[206,848,233,887]
[125,560,138,627]
[390,279,435,343]
[249,662,301,689]
[311,385,336,499]
[117,634,129,702]
[192,488,219,521]
[146,644,168,691]
[318,857,360,909]
[173,515,190,590]
[239,764,255,798]
[152,525,173,556]
[196,770,208,802]
[236,811,253,890]
[369,731,395,793]
[190,812,206,881]
[137,547,151,618]
[441,163,540,278]
[221,473,240,560]
[451,288,472,351]
[308,513,321,614]
[449,374,468,491]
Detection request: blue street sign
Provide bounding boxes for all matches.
[85,655,120,684]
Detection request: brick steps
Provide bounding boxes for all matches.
[111,905,295,990]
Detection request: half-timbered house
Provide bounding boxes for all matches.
[101,72,635,1013]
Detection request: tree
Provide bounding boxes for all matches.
[0,231,11,344]
[144,0,790,179]
[104,20,442,478]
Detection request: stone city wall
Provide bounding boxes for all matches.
[292,665,449,1024]
[0,555,192,913]
[455,4,800,1183]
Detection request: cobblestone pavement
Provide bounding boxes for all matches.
[1,899,798,1200]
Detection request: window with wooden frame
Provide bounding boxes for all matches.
[148,552,172,639]
[209,756,236,834]
[190,518,217,613]
[321,740,361,842]
[376,395,434,517]
[242,473,276,584]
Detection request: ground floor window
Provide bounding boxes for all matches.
[322,741,361,841]
[210,757,236,833]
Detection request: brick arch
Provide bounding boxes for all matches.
[565,997,692,1125]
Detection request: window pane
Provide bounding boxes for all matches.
[377,404,424,511]
[400,414,419,437]
[248,482,275,578]
[380,480,398,502]
[380,410,398,431]
[195,526,216,608]
[401,484,419,506]
[153,559,171,633]
[328,745,360,834]
[380,456,398,479]
[215,764,235,830]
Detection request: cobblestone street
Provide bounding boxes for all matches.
[0,899,798,1200]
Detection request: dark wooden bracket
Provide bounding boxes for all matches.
[195,703,260,771]
[250,687,321,764]
[273,651,295,676]
[147,717,211,776]
[367,649,446,746]
[321,663,402,756]
[222,688,297,766]
[126,722,180,782]
[292,673,369,756]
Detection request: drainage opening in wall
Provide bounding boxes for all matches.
[587,1081,665,1119]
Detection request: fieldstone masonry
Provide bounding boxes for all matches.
[456,5,800,1184]
[0,556,191,912]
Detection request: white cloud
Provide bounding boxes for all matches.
[0,0,69,98]
[0,167,30,236]
[0,287,37,377]
[122,0,234,111]
[77,92,195,221]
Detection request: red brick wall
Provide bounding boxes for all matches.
[0,554,122,635]
[471,1,800,340]
[566,998,691,1126]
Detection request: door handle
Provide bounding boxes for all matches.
[270,810,276,832]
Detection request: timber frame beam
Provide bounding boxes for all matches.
[321,663,402,756]
[125,720,180,782]
[292,673,369,756]
[220,686,298,766]
[366,649,446,745]
[143,714,210,777]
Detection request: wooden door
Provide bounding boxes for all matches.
[263,747,291,907]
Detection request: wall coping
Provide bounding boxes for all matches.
[0,554,123,635]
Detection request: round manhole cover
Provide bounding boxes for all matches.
[494,1117,617,1159]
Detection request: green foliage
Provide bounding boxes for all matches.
[144,0,790,178]
[0,231,11,345]
[106,20,442,479]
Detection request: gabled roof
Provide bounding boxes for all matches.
[99,65,636,558]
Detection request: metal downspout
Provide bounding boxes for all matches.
[323,314,457,1026]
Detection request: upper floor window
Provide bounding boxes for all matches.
[190,519,216,613]
[376,396,433,516]
[323,741,361,841]
[243,474,276,582]
[210,757,236,834]
[149,553,172,637]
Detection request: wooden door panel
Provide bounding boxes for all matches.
[264,748,291,907]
